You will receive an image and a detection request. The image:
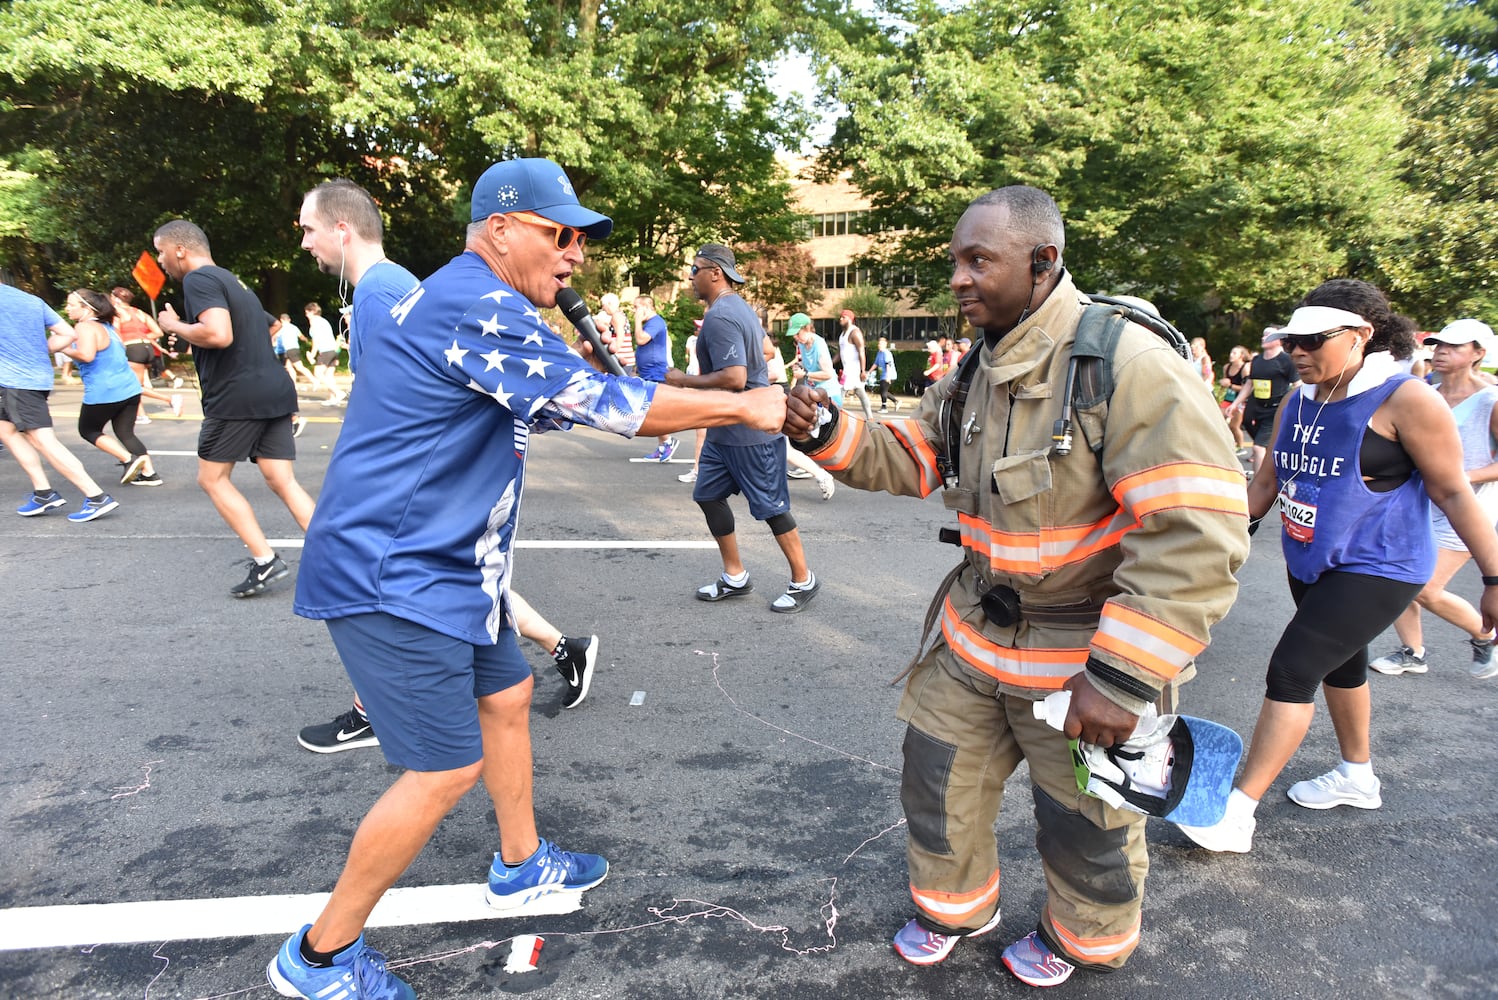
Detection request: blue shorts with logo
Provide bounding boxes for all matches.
[325,611,532,772]
[692,437,791,521]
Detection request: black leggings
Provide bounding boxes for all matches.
[879,378,894,406]
[78,395,147,456]
[1265,570,1422,703]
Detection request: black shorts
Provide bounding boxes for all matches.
[1265,570,1423,703]
[1243,405,1280,447]
[123,342,155,366]
[0,387,53,432]
[315,350,340,367]
[198,415,297,463]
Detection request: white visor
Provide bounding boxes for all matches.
[1269,306,1369,338]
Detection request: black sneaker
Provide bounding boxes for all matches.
[554,635,599,709]
[231,555,290,597]
[130,472,164,487]
[119,454,148,485]
[297,706,379,753]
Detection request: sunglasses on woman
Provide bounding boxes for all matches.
[1281,326,1356,352]
[506,211,585,251]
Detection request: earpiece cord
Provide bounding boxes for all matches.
[1254,345,1356,534]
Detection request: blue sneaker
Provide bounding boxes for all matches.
[892,909,1002,966]
[1002,930,1076,987]
[658,436,679,462]
[267,924,414,999]
[66,495,118,522]
[17,491,66,516]
[486,837,608,911]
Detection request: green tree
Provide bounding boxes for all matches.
[0,0,842,309]
[821,0,1426,336]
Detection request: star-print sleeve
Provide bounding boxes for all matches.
[439,286,653,438]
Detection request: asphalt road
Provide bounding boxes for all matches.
[1,386,1495,999]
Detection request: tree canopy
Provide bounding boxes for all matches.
[0,0,833,306]
[2,0,1496,345]
[819,0,1498,339]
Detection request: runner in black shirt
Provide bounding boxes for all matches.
[154,219,315,597]
[1242,329,1299,474]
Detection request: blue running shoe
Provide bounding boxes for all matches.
[1002,930,1076,987]
[267,924,414,999]
[67,495,118,522]
[486,837,608,911]
[17,491,65,516]
[892,909,1002,966]
[658,436,679,462]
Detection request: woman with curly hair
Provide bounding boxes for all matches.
[1179,279,1498,853]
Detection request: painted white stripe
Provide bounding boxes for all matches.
[0,882,582,951]
[6,535,715,550]
[625,457,692,464]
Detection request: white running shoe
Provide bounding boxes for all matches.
[1287,768,1382,810]
[1176,812,1256,853]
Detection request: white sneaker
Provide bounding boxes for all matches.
[1369,646,1427,675]
[816,473,835,501]
[170,395,184,417]
[1287,768,1382,810]
[1176,812,1256,853]
[677,469,697,484]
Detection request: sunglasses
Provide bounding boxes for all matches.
[689,263,720,276]
[1281,326,1356,352]
[507,211,585,251]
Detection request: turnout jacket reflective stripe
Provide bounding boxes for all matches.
[803,274,1249,714]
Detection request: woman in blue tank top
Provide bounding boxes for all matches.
[1178,280,1498,854]
[59,289,164,486]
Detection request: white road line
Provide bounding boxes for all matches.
[0,883,581,951]
[263,539,716,550]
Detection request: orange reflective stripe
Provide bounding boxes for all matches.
[814,411,863,470]
[1048,913,1140,961]
[943,597,1089,688]
[911,868,1000,925]
[958,509,1136,576]
[885,418,942,497]
[1114,463,1248,520]
[1092,603,1202,681]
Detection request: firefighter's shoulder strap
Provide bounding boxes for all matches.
[943,296,1190,471]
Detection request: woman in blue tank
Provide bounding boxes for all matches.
[60,289,164,486]
[1179,279,1498,853]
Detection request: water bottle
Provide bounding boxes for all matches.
[1033,690,1159,740]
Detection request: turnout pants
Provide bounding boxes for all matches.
[897,644,1148,969]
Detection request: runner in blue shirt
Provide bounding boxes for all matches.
[268,159,785,1000]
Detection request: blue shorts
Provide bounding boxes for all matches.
[692,437,791,521]
[325,612,533,772]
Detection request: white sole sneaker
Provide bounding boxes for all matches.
[1287,773,1382,810]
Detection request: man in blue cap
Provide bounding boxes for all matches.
[268,159,787,1000]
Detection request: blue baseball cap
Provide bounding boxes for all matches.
[469,158,613,239]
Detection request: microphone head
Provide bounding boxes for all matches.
[555,286,590,324]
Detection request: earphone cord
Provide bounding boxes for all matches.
[337,242,349,313]
[1247,347,1356,533]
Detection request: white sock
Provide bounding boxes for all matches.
[1410,645,1426,658]
[723,570,748,586]
[1225,787,1259,820]
[1337,759,1374,783]
[253,552,277,567]
[791,573,815,590]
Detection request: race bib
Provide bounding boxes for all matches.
[1252,378,1272,400]
[1279,485,1316,543]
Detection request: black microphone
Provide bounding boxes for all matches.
[555,287,625,377]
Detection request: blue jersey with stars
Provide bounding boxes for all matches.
[294,251,655,644]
